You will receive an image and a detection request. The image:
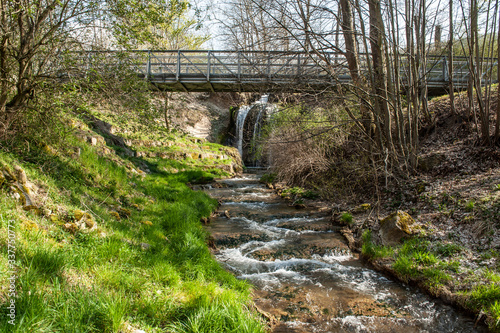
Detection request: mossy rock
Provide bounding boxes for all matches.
[83,218,96,230]
[74,209,85,221]
[2,166,17,183]
[379,210,416,246]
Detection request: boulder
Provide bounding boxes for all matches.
[378,210,415,246]
[418,152,446,172]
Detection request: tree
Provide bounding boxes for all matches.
[0,0,203,139]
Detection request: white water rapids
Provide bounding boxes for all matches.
[203,173,486,332]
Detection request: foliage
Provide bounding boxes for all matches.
[108,0,208,49]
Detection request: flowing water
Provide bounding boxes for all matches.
[203,172,486,333]
[235,95,272,166]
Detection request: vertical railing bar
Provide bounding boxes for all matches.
[147,50,152,80]
[267,51,271,80]
[237,51,241,82]
[207,51,211,81]
[176,50,181,81]
[443,56,448,81]
[297,54,301,78]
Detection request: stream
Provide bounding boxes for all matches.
[203,172,486,332]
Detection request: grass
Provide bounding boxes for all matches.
[361,230,393,259]
[465,200,475,212]
[340,212,353,225]
[0,110,264,332]
[468,283,500,328]
[280,186,319,200]
[361,233,453,287]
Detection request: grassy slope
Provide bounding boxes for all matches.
[0,106,264,332]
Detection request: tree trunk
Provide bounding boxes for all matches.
[496,3,500,141]
[339,0,372,136]
[449,0,455,115]
[164,92,171,132]
[473,0,489,145]
[369,0,392,150]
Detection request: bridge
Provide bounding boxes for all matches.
[78,50,498,93]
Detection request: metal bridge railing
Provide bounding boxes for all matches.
[63,50,498,92]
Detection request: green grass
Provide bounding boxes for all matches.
[433,242,462,256]
[340,212,353,225]
[465,200,475,212]
[467,282,500,330]
[0,113,264,332]
[360,233,455,288]
[280,186,319,200]
[361,230,393,259]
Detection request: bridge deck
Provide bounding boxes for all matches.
[81,50,498,93]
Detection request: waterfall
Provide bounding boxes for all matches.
[235,95,270,164]
[236,105,252,157]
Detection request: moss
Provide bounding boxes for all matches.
[21,219,39,231]
[109,211,121,220]
[73,209,85,221]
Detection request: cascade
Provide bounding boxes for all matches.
[236,105,252,157]
[235,95,271,166]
